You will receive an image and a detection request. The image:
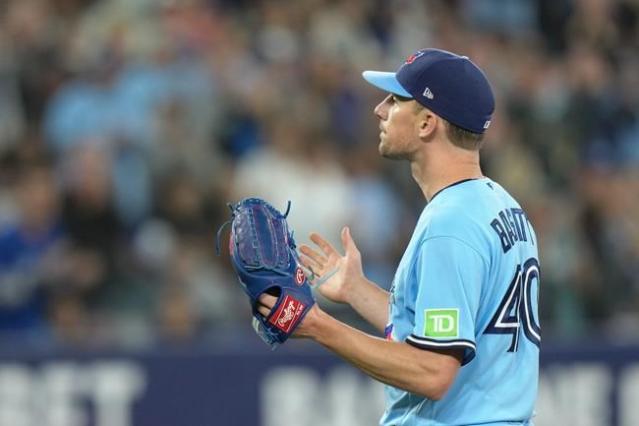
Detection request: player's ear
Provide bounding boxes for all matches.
[416,108,437,140]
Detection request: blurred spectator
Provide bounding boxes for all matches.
[0,157,62,339]
[231,119,353,248]
[60,144,123,296]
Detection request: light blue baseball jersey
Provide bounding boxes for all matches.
[381,177,540,426]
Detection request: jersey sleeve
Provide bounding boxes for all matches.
[406,236,486,365]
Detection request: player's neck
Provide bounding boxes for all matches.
[410,150,483,202]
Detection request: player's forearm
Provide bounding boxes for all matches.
[346,277,390,333]
[306,308,457,400]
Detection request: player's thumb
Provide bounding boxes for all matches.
[341,226,360,256]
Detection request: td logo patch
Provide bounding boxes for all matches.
[424,309,459,338]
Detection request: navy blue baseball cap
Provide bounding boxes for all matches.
[362,49,495,134]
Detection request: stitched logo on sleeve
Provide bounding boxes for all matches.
[424,309,459,338]
[269,295,305,333]
[384,324,394,341]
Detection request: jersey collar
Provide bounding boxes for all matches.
[429,177,482,202]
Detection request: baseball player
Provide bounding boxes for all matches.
[257,48,540,425]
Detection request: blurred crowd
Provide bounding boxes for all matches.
[0,0,637,349]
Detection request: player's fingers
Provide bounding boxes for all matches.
[310,232,339,257]
[256,304,271,317]
[341,226,350,251]
[258,293,278,309]
[300,254,321,272]
[300,244,327,265]
[342,226,360,255]
[300,265,320,285]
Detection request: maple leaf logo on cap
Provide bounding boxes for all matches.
[405,50,426,65]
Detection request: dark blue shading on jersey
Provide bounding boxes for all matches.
[406,334,477,366]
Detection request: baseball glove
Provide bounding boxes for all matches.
[217,197,315,348]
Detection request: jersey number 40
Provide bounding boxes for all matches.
[484,258,541,352]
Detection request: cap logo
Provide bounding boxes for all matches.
[483,120,491,129]
[423,87,434,100]
[404,50,426,65]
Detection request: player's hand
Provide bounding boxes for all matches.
[299,226,364,305]
[256,293,321,339]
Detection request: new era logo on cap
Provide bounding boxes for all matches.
[423,87,434,99]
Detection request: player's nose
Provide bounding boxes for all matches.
[374,97,389,120]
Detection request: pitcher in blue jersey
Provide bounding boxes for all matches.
[257,48,540,426]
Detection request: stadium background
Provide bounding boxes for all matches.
[0,0,637,425]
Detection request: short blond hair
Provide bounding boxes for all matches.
[444,120,484,151]
[412,100,485,150]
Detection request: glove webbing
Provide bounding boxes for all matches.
[216,201,294,279]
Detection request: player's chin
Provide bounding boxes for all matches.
[378,139,390,156]
[378,142,406,160]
